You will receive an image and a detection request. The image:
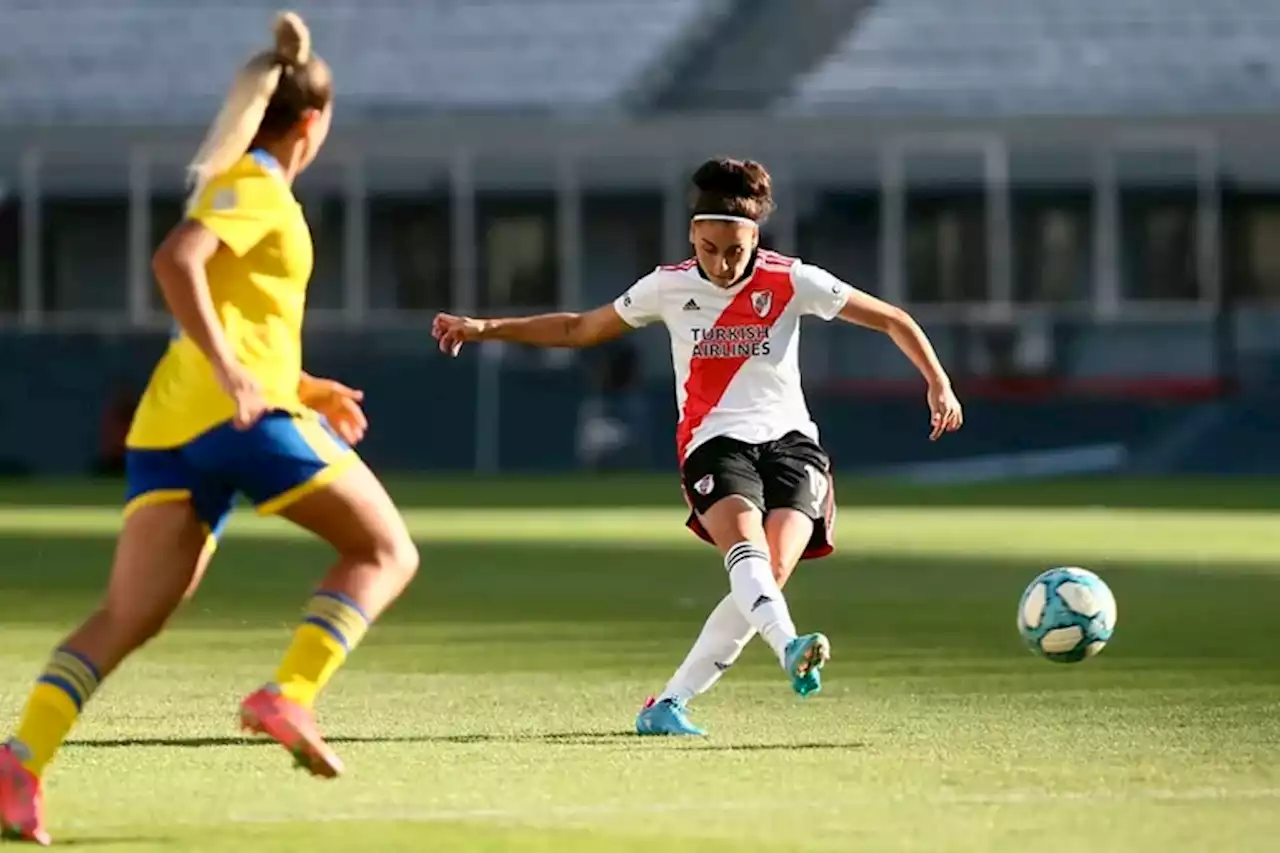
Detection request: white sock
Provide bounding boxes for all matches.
[725,541,797,664]
[658,594,755,705]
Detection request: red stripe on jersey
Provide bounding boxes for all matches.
[674,272,796,461]
[660,258,698,272]
[758,249,796,265]
[757,250,797,271]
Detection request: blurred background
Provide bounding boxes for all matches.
[2,0,1279,481]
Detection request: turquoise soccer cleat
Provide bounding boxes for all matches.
[784,632,831,697]
[635,697,705,736]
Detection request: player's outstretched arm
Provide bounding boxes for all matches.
[431,305,632,357]
[835,289,964,441]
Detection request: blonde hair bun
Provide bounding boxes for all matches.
[273,11,311,66]
[183,9,324,211]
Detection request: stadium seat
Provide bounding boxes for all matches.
[0,0,720,120]
[786,0,1280,115]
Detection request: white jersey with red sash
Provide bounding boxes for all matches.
[612,249,854,461]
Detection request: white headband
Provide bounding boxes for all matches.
[692,214,758,227]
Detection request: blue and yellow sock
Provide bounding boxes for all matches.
[273,591,370,709]
[6,647,102,777]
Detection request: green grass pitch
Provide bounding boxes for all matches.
[0,476,1276,851]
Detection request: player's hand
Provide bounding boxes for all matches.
[927,381,963,441]
[299,375,368,446]
[432,313,484,357]
[214,362,267,431]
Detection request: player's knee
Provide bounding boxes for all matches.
[329,507,419,584]
[374,532,419,583]
[703,496,765,547]
[392,537,420,580]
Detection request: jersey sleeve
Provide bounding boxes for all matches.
[187,172,283,257]
[791,262,856,321]
[612,270,665,328]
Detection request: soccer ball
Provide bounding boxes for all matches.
[1017,567,1117,663]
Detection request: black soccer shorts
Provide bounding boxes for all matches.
[679,431,836,560]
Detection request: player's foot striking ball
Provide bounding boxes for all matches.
[0,13,420,841]
[433,157,963,735]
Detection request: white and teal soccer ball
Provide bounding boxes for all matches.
[1017,567,1117,663]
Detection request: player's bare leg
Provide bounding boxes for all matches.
[181,535,219,604]
[764,508,813,588]
[58,502,210,678]
[695,496,807,661]
[279,462,419,622]
[2,502,210,844]
[242,460,418,778]
[697,496,828,694]
[640,506,821,734]
[638,497,829,735]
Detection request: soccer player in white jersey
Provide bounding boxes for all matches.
[433,158,963,735]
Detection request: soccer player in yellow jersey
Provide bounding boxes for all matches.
[0,13,419,844]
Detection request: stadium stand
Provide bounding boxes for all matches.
[787,0,1280,115]
[0,0,725,121]
[645,0,875,111]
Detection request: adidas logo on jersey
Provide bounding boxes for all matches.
[682,299,699,311]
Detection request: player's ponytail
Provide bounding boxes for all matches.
[185,11,328,212]
[689,158,776,224]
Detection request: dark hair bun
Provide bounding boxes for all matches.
[689,157,776,223]
[691,158,771,202]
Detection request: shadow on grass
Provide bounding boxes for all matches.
[68,735,478,749]
[541,732,867,751]
[67,732,865,751]
[60,838,173,848]
[688,741,866,752]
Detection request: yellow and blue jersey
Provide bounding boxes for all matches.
[124,150,355,538]
[129,150,314,450]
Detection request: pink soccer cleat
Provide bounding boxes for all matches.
[239,686,344,779]
[0,744,50,846]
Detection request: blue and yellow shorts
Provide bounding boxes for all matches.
[124,411,356,540]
